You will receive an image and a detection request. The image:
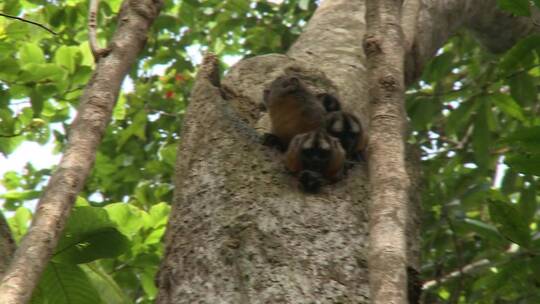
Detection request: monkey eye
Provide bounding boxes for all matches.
[319,93,341,112]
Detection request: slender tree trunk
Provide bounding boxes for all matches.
[156,0,540,303]
[0,212,15,277]
[364,0,409,302]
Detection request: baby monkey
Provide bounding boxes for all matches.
[325,111,367,161]
[262,75,327,151]
[317,93,367,161]
[285,129,345,193]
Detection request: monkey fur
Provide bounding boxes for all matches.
[316,93,367,161]
[285,130,345,193]
[325,110,367,161]
[262,75,327,151]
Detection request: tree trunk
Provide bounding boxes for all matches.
[0,212,15,277]
[156,0,540,303]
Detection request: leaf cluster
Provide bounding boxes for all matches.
[410,32,540,303]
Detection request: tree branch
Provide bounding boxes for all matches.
[88,0,111,60]
[401,0,421,52]
[0,1,163,303]
[364,0,410,303]
[406,0,540,84]
[0,212,16,278]
[0,13,57,35]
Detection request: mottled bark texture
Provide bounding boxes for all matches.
[0,1,163,303]
[364,0,409,303]
[0,212,15,277]
[156,0,540,303]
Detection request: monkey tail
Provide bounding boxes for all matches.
[298,170,324,193]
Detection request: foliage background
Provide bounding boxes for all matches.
[0,0,539,303]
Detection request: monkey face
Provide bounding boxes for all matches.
[263,75,304,106]
[317,93,341,112]
[275,76,300,96]
[300,146,332,172]
[328,131,358,157]
[325,111,363,159]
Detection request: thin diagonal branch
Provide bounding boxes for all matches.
[0,13,57,35]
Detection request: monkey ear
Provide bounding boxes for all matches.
[317,93,341,112]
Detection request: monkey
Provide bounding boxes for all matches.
[285,130,346,193]
[315,93,367,161]
[262,75,327,151]
[324,110,367,161]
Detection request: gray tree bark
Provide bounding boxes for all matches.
[156,0,540,303]
[0,212,15,277]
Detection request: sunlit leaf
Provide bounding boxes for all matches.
[54,206,129,264]
[32,262,102,304]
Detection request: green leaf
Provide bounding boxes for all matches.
[30,89,44,116]
[5,22,30,41]
[144,227,166,245]
[54,206,129,264]
[113,94,127,120]
[105,203,145,239]
[504,126,540,152]
[491,93,526,122]
[82,264,131,304]
[508,73,537,106]
[19,42,46,64]
[488,198,531,247]
[140,268,159,298]
[20,63,67,83]
[505,153,540,176]
[54,45,80,74]
[0,58,20,81]
[0,136,24,156]
[500,169,518,194]
[446,99,479,136]
[298,0,310,10]
[7,207,32,242]
[32,262,102,304]
[0,190,41,200]
[422,52,455,82]
[158,143,177,167]
[518,184,536,224]
[497,0,531,16]
[460,218,506,246]
[1,171,21,190]
[500,35,540,72]
[472,102,491,168]
[145,202,170,229]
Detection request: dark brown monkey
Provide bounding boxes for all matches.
[262,75,327,151]
[325,111,367,161]
[285,130,345,193]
